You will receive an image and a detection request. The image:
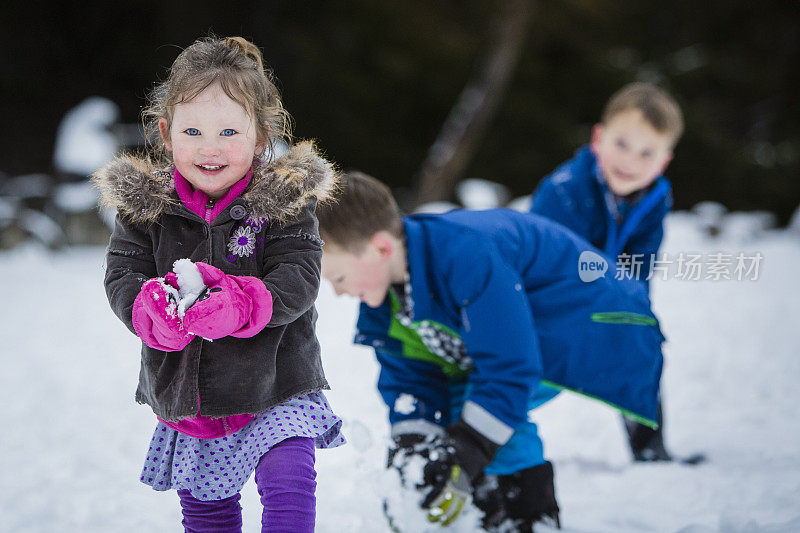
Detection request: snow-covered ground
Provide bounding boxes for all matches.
[1,211,799,532]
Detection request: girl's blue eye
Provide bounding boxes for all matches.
[221,129,237,136]
[615,138,627,149]
[641,149,653,159]
[184,128,200,136]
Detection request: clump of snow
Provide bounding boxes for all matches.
[788,204,800,235]
[53,181,101,213]
[413,201,460,214]
[17,208,66,246]
[720,211,777,244]
[690,202,779,243]
[382,446,483,532]
[0,197,16,221]
[507,194,532,212]
[692,201,728,237]
[455,178,509,210]
[393,394,418,415]
[53,96,120,176]
[172,258,206,317]
[155,281,181,320]
[0,173,53,200]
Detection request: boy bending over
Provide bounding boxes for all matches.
[319,172,666,531]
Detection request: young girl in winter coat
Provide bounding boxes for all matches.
[92,35,344,532]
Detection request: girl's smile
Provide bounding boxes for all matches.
[196,164,226,172]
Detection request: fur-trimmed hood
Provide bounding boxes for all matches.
[92,140,338,225]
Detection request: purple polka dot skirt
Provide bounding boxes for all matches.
[140,392,345,501]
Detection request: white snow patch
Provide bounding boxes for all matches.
[1,210,799,532]
[393,393,418,415]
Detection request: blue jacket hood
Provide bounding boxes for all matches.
[530,145,672,281]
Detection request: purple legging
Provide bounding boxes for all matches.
[177,436,316,532]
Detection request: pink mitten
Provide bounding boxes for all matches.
[132,278,195,351]
[183,262,273,340]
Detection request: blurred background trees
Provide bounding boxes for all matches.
[2,0,797,225]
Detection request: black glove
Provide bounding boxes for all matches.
[472,473,509,530]
[419,420,502,526]
[446,419,502,481]
[498,461,560,529]
[418,433,472,525]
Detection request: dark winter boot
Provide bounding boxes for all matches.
[497,461,560,531]
[625,401,672,462]
[472,474,508,531]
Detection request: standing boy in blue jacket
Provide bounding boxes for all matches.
[530,82,684,463]
[318,171,666,531]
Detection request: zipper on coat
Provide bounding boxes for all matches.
[195,210,213,418]
[204,198,216,224]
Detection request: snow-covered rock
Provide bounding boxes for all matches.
[413,201,460,214]
[53,96,121,177]
[691,201,728,237]
[455,178,509,210]
[507,194,532,212]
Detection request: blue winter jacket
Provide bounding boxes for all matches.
[530,145,672,283]
[354,209,664,447]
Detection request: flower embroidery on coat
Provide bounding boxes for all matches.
[228,226,257,258]
[244,215,268,231]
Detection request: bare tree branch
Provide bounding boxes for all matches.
[413,0,533,208]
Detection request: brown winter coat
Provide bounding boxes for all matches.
[92,141,338,421]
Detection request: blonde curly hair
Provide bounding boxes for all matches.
[142,35,292,164]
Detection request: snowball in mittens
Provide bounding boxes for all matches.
[172,258,207,317]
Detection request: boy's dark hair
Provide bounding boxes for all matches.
[601,82,684,146]
[317,171,404,253]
